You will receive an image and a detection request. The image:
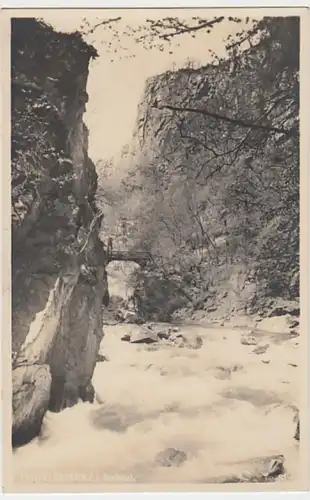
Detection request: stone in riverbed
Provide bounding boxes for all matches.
[157,330,170,340]
[240,335,257,346]
[121,334,131,342]
[155,447,187,467]
[130,330,159,344]
[252,344,269,355]
[121,327,160,344]
[288,319,299,329]
[170,332,203,350]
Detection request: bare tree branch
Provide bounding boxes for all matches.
[80,17,121,36]
[157,17,225,40]
[156,103,298,137]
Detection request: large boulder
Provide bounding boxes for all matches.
[12,364,52,447]
[129,329,159,344]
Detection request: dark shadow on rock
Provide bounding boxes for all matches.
[12,418,43,448]
[121,331,159,344]
[48,374,66,412]
[48,377,82,412]
[131,336,158,344]
[294,417,300,441]
[79,382,95,403]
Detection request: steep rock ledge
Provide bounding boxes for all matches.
[11,18,108,446]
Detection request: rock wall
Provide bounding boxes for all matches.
[128,24,299,321]
[11,18,108,446]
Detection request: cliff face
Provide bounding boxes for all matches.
[129,19,299,321]
[11,19,108,446]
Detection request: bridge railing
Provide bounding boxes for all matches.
[107,250,152,262]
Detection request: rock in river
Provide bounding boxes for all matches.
[121,327,159,344]
[130,330,159,344]
[155,447,187,467]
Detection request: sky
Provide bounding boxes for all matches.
[41,10,253,163]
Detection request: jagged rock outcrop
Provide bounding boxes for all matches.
[11,19,108,446]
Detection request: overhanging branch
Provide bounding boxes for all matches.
[157,103,298,138]
[158,17,225,40]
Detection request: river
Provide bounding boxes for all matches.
[13,317,299,485]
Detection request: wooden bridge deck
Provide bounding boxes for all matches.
[107,250,151,264]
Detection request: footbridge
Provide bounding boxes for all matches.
[107,250,152,266]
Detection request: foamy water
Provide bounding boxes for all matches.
[13,321,300,485]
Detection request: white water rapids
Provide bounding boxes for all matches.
[13,321,299,485]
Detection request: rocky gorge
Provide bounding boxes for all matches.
[10,15,302,489]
